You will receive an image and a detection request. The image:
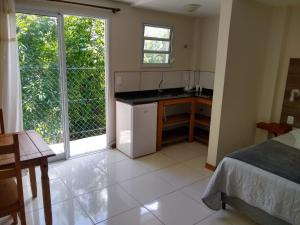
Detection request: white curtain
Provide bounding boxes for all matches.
[0,0,23,132]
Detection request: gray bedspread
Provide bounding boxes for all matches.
[227,140,300,184]
[202,139,300,224]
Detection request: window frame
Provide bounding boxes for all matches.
[142,23,173,66]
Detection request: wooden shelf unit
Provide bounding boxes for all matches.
[194,127,209,145]
[163,113,190,128]
[195,114,211,127]
[156,97,212,150]
[162,127,189,145]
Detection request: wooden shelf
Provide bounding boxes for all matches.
[156,97,213,151]
[194,97,212,106]
[162,127,189,146]
[195,114,211,127]
[194,127,209,145]
[164,113,190,128]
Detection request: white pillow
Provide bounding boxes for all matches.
[273,128,300,150]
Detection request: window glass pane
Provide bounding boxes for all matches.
[144,40,170,51]
[143,53,169,64]
[144,26,171,39]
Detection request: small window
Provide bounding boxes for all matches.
[142,24,172,65]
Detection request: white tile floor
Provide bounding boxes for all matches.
[0,142,259,225]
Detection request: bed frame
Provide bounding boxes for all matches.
[221,193,292,225]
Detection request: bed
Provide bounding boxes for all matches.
[202,129,300,225]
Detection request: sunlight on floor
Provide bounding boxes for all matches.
[50,134,107,156]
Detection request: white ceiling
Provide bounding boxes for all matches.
[115,0,221,17]
[112,0,300,17]
[256,0,300,6]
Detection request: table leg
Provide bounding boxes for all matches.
[29,166,37,197]
[40,158,52,225]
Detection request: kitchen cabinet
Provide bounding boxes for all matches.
[156,97,212,151]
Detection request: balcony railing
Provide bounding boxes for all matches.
[20,65,106,145]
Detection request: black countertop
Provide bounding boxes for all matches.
[115,88,213,105]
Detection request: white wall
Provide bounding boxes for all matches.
[193,15,220,72]
[208,2,300,165]
[271,7,300,124]
[110,8,195,71]
[207,0,233,166]
[255,7,288,143]
[208,0,275,164]
[254,6,300,143]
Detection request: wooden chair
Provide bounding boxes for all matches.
[0,108,37,198]
[0,134,26,225]
[0,109,4,134]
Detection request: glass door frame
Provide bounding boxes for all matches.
[63,13,109,158]
[16,8,110,161]
[16,9,69,161]
[57,13,70,160]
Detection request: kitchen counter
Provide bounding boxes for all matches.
[115,88,213,105]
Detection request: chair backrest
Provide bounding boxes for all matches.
[0,134,25,212]
[0,109,4,134]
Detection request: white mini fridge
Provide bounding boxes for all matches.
[116,101,157,158]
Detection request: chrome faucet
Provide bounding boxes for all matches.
[158,79,163,94]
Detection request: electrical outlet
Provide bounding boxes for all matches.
[287,116,294,125]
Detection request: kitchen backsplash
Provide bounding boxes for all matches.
[114,70,215,93]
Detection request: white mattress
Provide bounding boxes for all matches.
[273,128,300,150]
[202,130,300,225]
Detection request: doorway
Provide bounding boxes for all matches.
[16,13,108,159]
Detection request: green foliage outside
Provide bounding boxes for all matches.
[16,14,106,144]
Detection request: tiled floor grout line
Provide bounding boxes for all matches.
[48,146,213,225]
[52,161,117,198]
[115,172,211,225]
[68,194,97,225]
[88,151,206,186]
[25,177,216,225]
[159,152,203,163]
[108,151,206,225]
[107,154,212,225]
[66,182,117,199]
[116,181,166,225]
[52,164,154,224]
[7,144,258,225]
[50,149,128,170]
[23,176,77,214]
[56,165,181,223]
[53,148,211,220]
[23,167,99,225]
[192,212,218,225]
[179,188,208,206]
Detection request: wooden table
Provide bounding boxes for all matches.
[256,122,292,137]
[0,130,55,225]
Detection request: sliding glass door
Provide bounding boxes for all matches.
[64,15,107,157]
[16,13,65,159]
[16,12,107,159]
